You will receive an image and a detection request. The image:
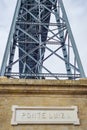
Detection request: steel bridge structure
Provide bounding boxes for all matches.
[0,0,86,79]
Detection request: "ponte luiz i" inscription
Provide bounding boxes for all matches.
[11,106,80,125]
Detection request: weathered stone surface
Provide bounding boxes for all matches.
[0,77,87,130]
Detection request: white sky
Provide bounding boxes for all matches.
[0,0,87,77]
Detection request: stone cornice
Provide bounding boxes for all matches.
[0,77,87,95]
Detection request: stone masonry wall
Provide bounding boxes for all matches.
[0,77,87,130]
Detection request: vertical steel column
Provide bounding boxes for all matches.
[59,0,86,78]
[53,1,72,79]
[0,0,21,76]
[38,0,42,75]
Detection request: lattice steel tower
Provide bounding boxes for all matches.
[0,0,86,79]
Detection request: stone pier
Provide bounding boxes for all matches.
[0,77,87,130]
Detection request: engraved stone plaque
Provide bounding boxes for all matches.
[11,106,80,125]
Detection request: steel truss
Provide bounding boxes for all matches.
[0,0,86,79]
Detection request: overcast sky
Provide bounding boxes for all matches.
[0,0,87,77]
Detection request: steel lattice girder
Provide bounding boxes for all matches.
[0,0,86,79]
